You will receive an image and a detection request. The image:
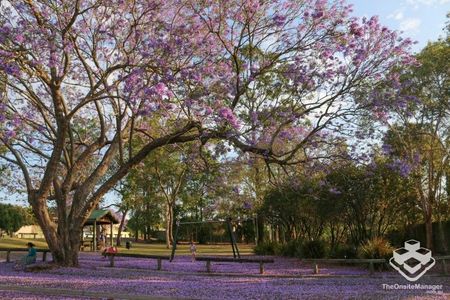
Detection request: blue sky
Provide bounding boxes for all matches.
[349,0,449,52]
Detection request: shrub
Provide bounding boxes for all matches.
[329,244,358,259]
[197,226,209,244]
[358,237,394,259]
[281,239,303,257]
[253,241,282,256]
[301,240,327,258]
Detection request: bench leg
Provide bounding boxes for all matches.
[206,261,211,273]
[443,260,448,275]
[314,264,319,274]
[369,262,374,275]
[42,252,47,262]
[157,259,162,271]
[259,263,264,274]
[109,255,115,267]
[6,251,10,263]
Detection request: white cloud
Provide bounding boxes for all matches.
[406,0,450,8]
[395,12,404,20]
[390,11,404,20]
[399,18,422,32]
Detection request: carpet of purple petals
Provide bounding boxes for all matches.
[0,253,448,299]
[0,291,82,300]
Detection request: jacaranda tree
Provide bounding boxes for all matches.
[0,0,414,266]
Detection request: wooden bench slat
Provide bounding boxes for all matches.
[104,253,170,260]
[0,248,49,252]
[302,258,386,263]
[0,248,49,263]
[195,256,274,274]
[105,253,170,270]
[195,256,274,263]
[303,258,386,276]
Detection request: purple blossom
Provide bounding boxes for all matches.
[5,129,16,140]
[185,98,194,107]
[12,116,21,127]
[272,14,287,27]
[15,34,25,43]
[279,130,292,140]
[387,158,413,177]
[2,63,20,76]
[381,143,392,155]
[312,10,324,19]
[204,106,213,116]
[154,82,168,96]
[349,22,364,37]
[412,152,421,164]
[218,107,240,129]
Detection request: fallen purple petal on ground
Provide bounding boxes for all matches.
[0,253,448,299]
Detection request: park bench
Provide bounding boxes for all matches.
[0,247,50,263]
[105,252,170,270]
[303,256,450,276]
[302,258,386,275]
[195,256,275,274]
[435,255,450,275]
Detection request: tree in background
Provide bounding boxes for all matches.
[368,25,449,249]
[120,154,163,243]
[0,203,33,236]
[108,180,138,246]
[259,157,413,252]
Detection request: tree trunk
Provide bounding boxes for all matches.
[46,225,82,267]
[257,215,265,244]
[116,209,128,246]
[446,169,450,198]
[169,207,174,244]
[425,215,433,250]
[165,203,174,248]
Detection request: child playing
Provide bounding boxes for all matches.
[102,246,118,258]
[189,241,196,262]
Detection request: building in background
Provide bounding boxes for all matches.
[14,225,45,239]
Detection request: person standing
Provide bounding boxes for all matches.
[190,241,197,262]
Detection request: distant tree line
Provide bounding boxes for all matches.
[0,203,33,237]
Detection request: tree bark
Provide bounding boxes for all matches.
[116,209,128,246]
[165,203,174,248]
[425,214,433,250]
[257,215,265,244]
[46,223,82,266]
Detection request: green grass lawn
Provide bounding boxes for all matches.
[0,237,254,256]
[0,237,48,249]
[113,242,254,256]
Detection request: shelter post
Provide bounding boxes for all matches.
[93,221,97,251]
[110,222,113,246]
